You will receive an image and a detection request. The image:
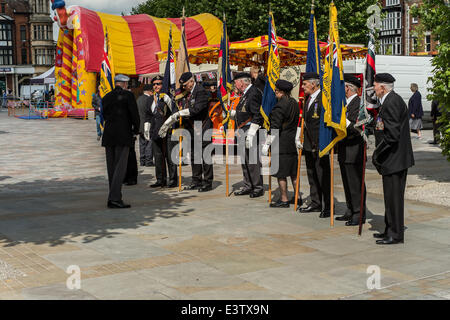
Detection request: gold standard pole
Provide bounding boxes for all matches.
[178,117,182,191]
[294,117,305,211]
[226,130,229,197]
[330,148,335,227]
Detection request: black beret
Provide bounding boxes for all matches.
[151,75,163,83]
[202,81,216,88]
[275,79,293,92]
[143,84,153,91]
[302,72,320,80]
[233,72,252,81]
[344,74,361,88]
[374,73,396,83]
[179,72,193,84]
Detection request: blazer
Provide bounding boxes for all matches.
[235,85,263,128]
[144,93,174,140]
[180,83,212,134]
[136,94,152,133]
[269,96,299,155]
[338,95,365,164]
[101,87,140,147]
[302,91,322,152]
[408,91,423,118]
[373,90,415,175]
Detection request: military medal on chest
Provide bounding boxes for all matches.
[312,102,320,119]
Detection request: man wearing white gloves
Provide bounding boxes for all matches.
[336,74,367,226]
[261,79,300,208]
[159,72,213,192]
[297,72,331,218]
[137,84,154,167]
[144,75,177,188]
[232,72,264,198]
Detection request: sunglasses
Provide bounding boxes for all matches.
[153,82,163,86]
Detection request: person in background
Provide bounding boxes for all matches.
[430,99,442,145]
[250,65,266,93]
[137,84,154,166]
[92,86,103,141]
[408,83,424,139]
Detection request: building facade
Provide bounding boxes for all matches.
[0,0,55,97]
[378,0,439,56]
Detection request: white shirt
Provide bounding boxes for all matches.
[190,83,196,94]
[346,93,358,106]
[308,89,321,110]
[380,90,392,106]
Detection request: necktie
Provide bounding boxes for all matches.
[305,96,311,111]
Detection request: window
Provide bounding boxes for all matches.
[412,37,418,51]
[1,3,5,13]
[37,0,44,13]
[34,48,55,65]
[21,48,27,64]
[0,49,13,65]
[386,0,400,6]
[412,17,418,24]
[20,25,26,41]
[426,35,431,52]
[0,23,12,41]
[382,11,401,31]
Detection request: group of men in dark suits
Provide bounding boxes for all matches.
[101,69,414,245]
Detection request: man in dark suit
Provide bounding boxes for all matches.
[159,72,213,192]
[101,74,140,208]
[137,84,154,166]
[296,72,331,218]
[231,72,264,198]
[336,74,366,225]
[430,99,442,144]
[372,73,415,245]
[144,75,178,188]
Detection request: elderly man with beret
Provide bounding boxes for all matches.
[372,73,414,244]
[296,72,331,218]
[159,72,214,192]
[101,74,140,208]
[335,74,367,226]
[231,72,265,198]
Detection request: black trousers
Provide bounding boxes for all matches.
[138,135,153,165]
[152,135,177,185]
[124,138,138,183]
[382,169,407,240]
[190,138,214,186]
[304,150,331,210]
[105,145,129,202]
[339,161,366,222]
[240,127,263,193]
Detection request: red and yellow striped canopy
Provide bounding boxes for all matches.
[72,6,222,74]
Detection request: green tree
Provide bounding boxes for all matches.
[131,0,377,44]
[412,1,450,160]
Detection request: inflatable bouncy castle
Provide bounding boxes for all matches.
[51,0,222,117]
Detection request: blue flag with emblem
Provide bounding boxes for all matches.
[306,3,323,83]
[217,14,233,126]
[261,12,280,130]
[162,27,176,98]
[319,2,347,158]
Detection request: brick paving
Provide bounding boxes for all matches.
[0,109,449,300]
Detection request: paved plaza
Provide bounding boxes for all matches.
[0,109,449,300]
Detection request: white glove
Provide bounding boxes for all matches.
[245,123,260,149]
[261,134,275,156]
[229,109,236,120]
[295,127,303,150]
[346,118,351,128]
[158,109,190,138]
[144,122,150,141]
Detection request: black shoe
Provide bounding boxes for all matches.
[319,210,331,218]
[336,214,352,221]
[167,181,178,188]
[184,183,201,190]
[234,189,252,196]
[124,180,137,186]
[289,197,303,205]
[298,205,321,213]
[270,200,290,208]
[198,185,212,192]
[250,190,264,198]
[373,232,387,239]
[107,200,131,209]
[150,181,165,188]
[345,220,365,226]
[376,237,404,245]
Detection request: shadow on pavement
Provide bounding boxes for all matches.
[0,174,196,248]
